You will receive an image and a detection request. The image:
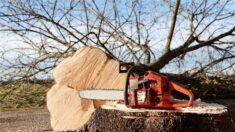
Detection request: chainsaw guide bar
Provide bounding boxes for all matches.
[79,64,194,108]
[79,89,124,101]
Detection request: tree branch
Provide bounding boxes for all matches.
[164,0,181,53]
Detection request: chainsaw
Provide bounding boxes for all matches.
[79,63,194,109]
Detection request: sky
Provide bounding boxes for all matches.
[0,0,234,80]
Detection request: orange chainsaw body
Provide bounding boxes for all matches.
[121,64,194,109]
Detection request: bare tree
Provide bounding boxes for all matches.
[0,0,234,80]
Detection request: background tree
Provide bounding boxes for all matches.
[0,0,234,81]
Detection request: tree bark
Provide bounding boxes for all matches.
[78,103,234,132]
[164,0,181,53]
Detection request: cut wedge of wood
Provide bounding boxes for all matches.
[47,47,126,131]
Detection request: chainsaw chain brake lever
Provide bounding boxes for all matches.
[119,62,149,73]
[119,62,134,73]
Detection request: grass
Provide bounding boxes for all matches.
[0,74,234,111]
[0,82,51,111]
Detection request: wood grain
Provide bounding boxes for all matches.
[47,47,126,131]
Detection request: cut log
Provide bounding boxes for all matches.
[47,85,95,130]
[47,47,126,131]
[53,46,126,89]
[79,101,235,132]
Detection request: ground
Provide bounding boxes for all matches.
[0,109,52,132]
[0,100,234,132]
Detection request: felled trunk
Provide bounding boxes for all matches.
[79,102,234,132]
[47,47,126,131]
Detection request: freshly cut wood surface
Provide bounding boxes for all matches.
[53,47,126,89]
[47,47,126,131]
[102,100,228,114]
[79,102,234,132]
[47,85,95,130]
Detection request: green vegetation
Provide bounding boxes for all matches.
[167,74,235,99]
[189,75,235,99]
[0,74,234,111]
[0,82,51,111]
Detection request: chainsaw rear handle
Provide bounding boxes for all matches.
[169,81,194,107]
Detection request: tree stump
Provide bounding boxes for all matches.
[79,101,235,132]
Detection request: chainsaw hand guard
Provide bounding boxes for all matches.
[119,62,134,73]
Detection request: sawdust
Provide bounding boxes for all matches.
[178,100,227,114]
[102,100,227,114]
